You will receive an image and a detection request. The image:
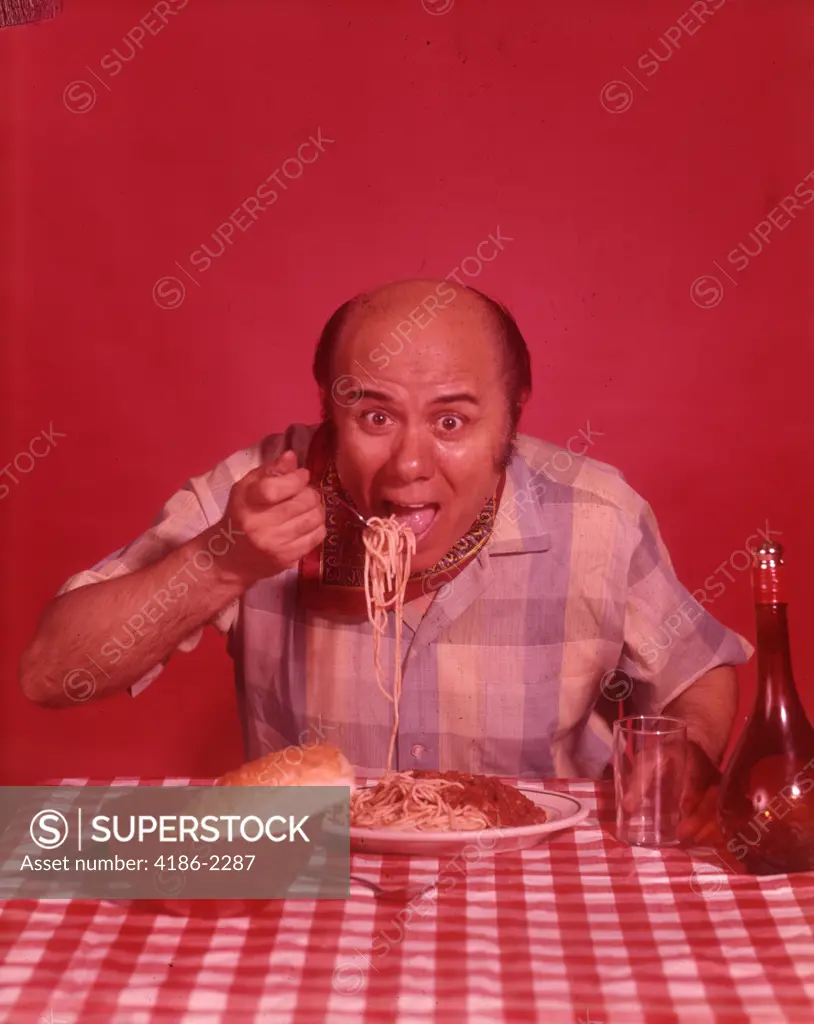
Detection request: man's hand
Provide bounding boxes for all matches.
[660,665,738,843]
[677,740,721,844]
[618,737,721,844]
[218,450,327,587]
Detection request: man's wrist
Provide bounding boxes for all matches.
[687,736,722,774]
[184,523,253,596]
[672,722,725,768]
[661,665,738,768]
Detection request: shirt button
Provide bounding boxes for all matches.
[411,744,426,759]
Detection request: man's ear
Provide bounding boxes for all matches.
[512,390,530,432]
[317,387,330,421]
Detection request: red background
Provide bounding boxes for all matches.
[2,0,812,784]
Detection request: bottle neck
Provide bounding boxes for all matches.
[754,603,799,717]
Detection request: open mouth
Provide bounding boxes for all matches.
[382,501,440,541]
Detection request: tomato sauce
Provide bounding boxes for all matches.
[411,770,547,827]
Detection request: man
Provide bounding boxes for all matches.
[19,279,751,839]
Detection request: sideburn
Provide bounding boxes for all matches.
[496,431,518,472]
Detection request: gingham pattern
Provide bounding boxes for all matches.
[58,424,752,780]
[2,779,813,1024]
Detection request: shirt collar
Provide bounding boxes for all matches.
[487,451,551,555]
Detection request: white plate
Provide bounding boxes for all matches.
[349,783,590,856]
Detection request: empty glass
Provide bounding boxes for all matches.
[613,716,687,847]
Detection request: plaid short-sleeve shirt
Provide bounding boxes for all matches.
[59,423,753,778]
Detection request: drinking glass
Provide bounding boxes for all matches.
[612,716,687,847]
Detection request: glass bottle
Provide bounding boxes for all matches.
[717,539,814,874]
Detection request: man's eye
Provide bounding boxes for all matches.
[438,415,464,432]
[361,411,391,428]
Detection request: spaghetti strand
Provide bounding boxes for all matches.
[355,515,548,832]
[362,516,416,774]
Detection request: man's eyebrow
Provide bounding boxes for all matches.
[355,389,481,406]
[429,392,481,406]
[355,389,396,403]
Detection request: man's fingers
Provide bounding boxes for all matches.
[290,522,328,559]
[273,521,328,570]
[241,449,302,493]
[254,484,322,524]
[679,785,720,843]
[620,749,658,813]
[678,743,717,822]
[246,468,311,508]
[620,744,685,814]
[264,449,299,476]
[271,505,326,545]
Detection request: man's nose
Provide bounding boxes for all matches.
[389,427,435,483]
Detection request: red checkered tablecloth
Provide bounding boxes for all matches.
[2,778,814,1023]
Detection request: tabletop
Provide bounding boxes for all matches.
[2,778,814,1024]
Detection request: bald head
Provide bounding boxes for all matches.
[343,278,493,332]
[312,278,531,434]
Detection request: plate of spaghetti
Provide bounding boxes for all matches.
[349,770,588,855]
[347,515,589,855]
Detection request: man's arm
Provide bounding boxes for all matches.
[611,496,752,840]
[19,524,247,707]
[661,664,738,765]
[19,450,326,708]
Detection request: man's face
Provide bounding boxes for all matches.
[328,284,512,574]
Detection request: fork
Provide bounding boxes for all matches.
[266,465,369,527]
[349,874,438,902]
[318,490,370,528]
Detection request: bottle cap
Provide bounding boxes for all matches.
[753,537,785,604]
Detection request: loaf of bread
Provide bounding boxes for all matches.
[215,742,355,791]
